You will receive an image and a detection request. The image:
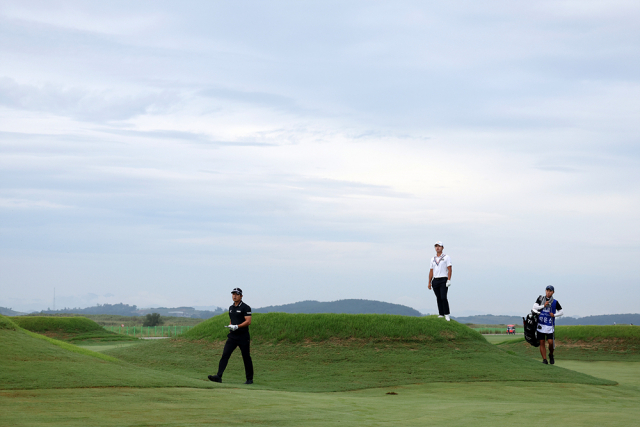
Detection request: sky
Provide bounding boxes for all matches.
[1,1,639,317]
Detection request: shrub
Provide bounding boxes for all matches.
[143,313,164,327]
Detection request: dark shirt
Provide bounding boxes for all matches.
[535,296,562,311]
[228,301,251,338]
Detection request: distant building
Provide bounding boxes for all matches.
[168,311,189,317]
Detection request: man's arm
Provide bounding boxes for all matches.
[447,266,452,280]
[428,269,433,289]
[237,316,252,328]
[532,296,545,312]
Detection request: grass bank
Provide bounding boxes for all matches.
[500,325,640,361]
[184,313,484,343]
[10,316,137,343]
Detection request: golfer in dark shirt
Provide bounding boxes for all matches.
[208,288,254,384]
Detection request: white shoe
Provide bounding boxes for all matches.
[445,315,451,321]
[438,315,444,318]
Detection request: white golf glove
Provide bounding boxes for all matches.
[446,280,451,287]
[225,325,239,331]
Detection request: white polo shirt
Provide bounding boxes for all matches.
[430,254,451,278]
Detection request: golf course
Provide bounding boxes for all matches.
[1,313,639,426]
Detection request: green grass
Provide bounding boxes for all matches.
[10,316,105,333]
[483,334,524,344]
[2,376,639,427]
[184,313,484,343]
[0,315,18,330]
[0,320,215,390]
[9,316,138,343]
[500,325,640,361]
[556,325,640,341]
[4,313,640,426]
[103,313,613,392]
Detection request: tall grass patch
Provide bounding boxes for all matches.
[0,315,18,330]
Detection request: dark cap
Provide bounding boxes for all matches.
[545,285,554,292]
[231,287,243,295]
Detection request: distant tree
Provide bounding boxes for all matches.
[143,313,164,327]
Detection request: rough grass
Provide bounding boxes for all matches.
[9,316,137,343]
[500,326,640,361]
[0,315,18,330]
[184,313,484,343]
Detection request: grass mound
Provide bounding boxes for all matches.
[184,313,483,343]
[501,325,640,361]
[10,316,136,343]
[0,315,18,330]
[106,314,614,392]
[0,322,214,390]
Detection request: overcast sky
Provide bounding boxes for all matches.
[1,1,639,316]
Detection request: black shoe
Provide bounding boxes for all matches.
[542,359,548,364]
[208,375,222,383]
[549,355,555,365]
[244,380,253,384]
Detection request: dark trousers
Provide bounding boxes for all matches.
[217,337,254,380]
[432,277,450,315]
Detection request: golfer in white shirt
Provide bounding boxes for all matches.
[428,241,452,321]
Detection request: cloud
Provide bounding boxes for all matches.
[0,77,178,122]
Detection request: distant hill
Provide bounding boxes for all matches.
[33,303,223,319]
[453,313,640,325]
[37,303,140,316]
[0,306,26,316]
[254,299,422,316]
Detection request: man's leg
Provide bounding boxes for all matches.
[238,340,254,381]
[433,283,444,315]
[217,339,239,377]
[539,335,547,361]
[548,338,555,364]
[440,285,450,315]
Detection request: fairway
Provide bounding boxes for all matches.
[2,372,639,427]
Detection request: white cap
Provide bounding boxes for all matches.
[434,241,443,246]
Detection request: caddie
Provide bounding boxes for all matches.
[208,287,254,384]
[428,241,452,321]
[533,285,564,364]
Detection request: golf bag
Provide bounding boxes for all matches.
[523,311,540,347]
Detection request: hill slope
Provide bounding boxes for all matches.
[254,299,422,316]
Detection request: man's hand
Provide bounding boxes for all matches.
[428,284,432,290]
[550,313,555,318]
[446,280,451,287]
[544,300,550,307]
[225,325,239,331]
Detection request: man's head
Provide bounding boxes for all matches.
[545,285,555,298]
[434,241,443,254]
[231,287,243,303]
